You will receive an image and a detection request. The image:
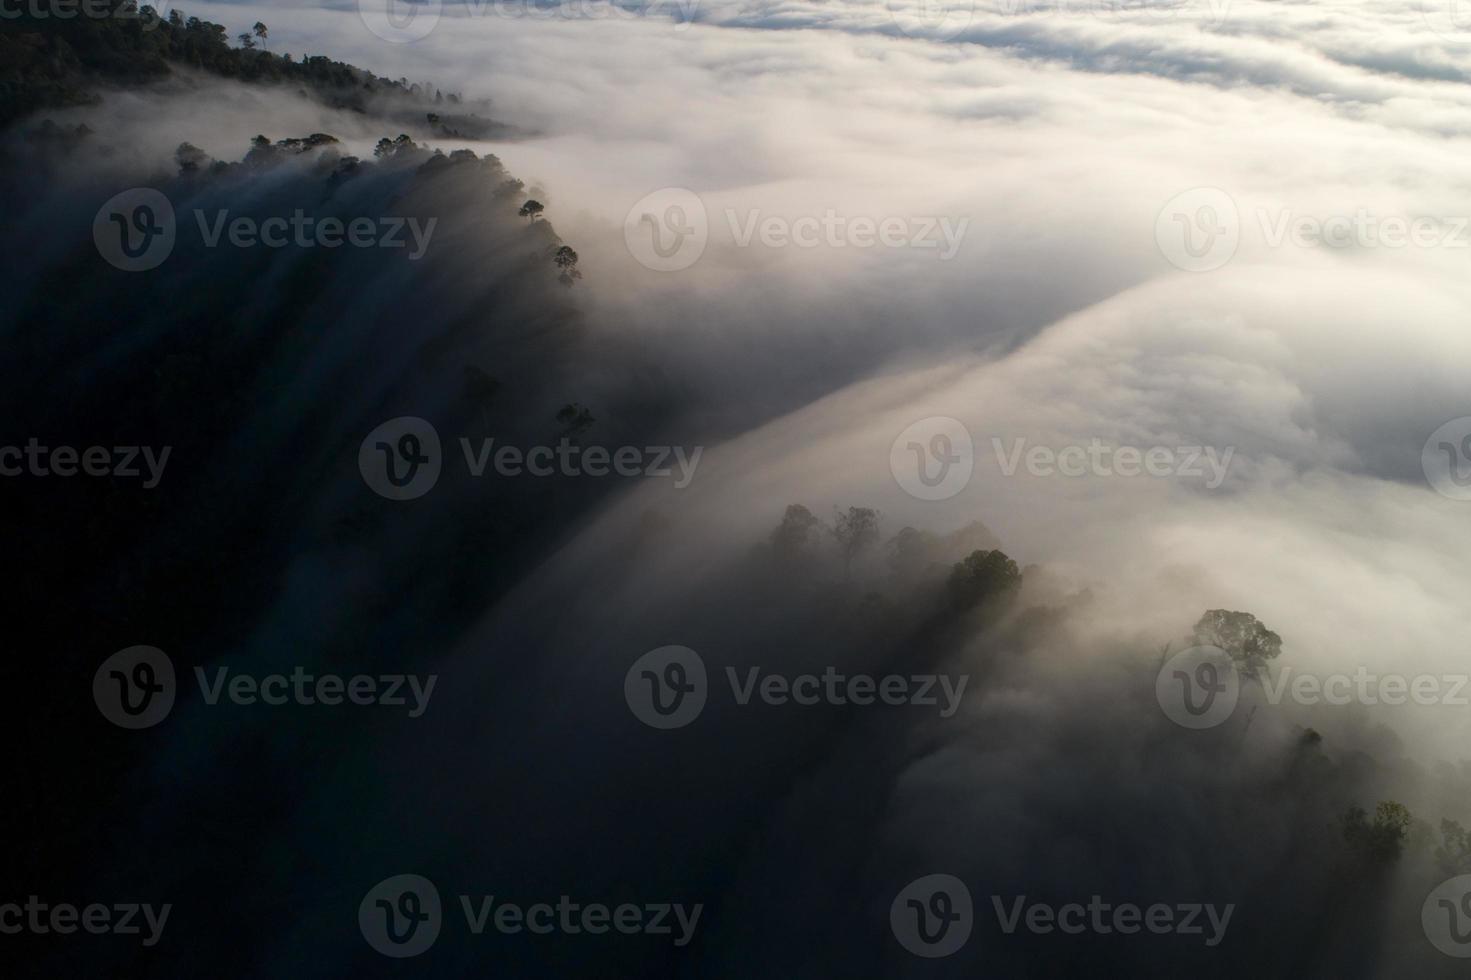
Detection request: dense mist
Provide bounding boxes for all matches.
[6,0,1471,976]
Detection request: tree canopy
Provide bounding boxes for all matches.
[1191,608,1282,679]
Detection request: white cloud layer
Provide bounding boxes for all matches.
[124,0,1471,761]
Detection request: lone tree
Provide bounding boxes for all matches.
[554,245,582,286]
[831,506,880,577]
[947,549,1021,610]
[1343,802,1412,862]
[373,135,419,159]
[1436,819,1471,875]
[771,504,822,561]
[1191,609,1282,679]
[252,21,268,47]
[175,142,209,174]
[519,200,545,222]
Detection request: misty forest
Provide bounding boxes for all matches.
[5,0,1471,975]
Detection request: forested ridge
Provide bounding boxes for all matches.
[0,0,500,132]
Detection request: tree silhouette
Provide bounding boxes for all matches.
[1437,819,1471,875]
[771,504,822,561]
[0,3,472,128]
[373,134,419,159]
[1191,609,1282,679]
[554,245,582,286]
[831,506,880,577]
[947,549,1020,610]
[519,200,545,222]
[1342,802,1412,862]
[175,141,209,173]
